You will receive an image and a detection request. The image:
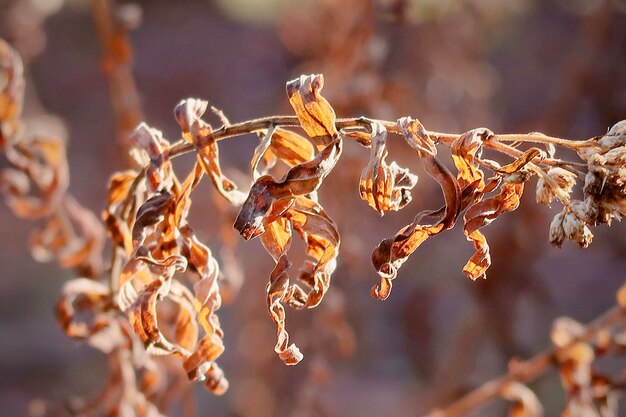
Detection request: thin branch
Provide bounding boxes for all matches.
[91,0,143,164]
[425,304,626,417]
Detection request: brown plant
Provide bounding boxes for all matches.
[1,17,626,416]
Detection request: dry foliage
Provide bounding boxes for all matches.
[1,27,626,417]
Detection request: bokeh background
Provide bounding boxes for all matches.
[1,0,626,416]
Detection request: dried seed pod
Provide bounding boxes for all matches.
[536,167,577,206]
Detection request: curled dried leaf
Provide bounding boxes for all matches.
[235,137,342,240]
[398,116,437,156]
[258,196,339,363]
[131,123,172,193]
[371,156,461,300]
[286,74,338,147]
[266,254,304,365]
[359,122,418,215]
[462,181,524,280]
[0,39,24,146]
[499,382,544,417]
[451,128,492,208]
[174,98,246,205]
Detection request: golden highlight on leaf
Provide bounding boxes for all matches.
[286,74,338,146]
[462,181,524,280]
[359,121,418,215]
[371,156,461,300]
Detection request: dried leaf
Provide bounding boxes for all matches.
[266,254,304,365]
[131,123,172,193]
[359,122,418,215]
[174,98,246,205]
[57,278,111,339]
[462,181,524,280]
[286,74,337,147]
[2,136,69,219]
[499,382,544,417]
[0,39,24,146]
[258,196,339,363]
[451,128,492,208]
[398,116,437,156]
[235,137,342,240]
[371,156,461,300]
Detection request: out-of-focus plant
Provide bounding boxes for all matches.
[2,9,626,417]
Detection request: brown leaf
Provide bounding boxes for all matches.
[359,121,418,215]
[258,196,340,364]
[57,278,111,339]
[451,128,492,209]
[497,148,542,175]
[398,116,437,156]
[131,123,172,193]
[499,382,544,417]
[266,254,304,365]
[1,136,69,219]
[286,74,338,147]
[174,98,246,206]
[462,181,524,280]
[0,39,24,146]
[371,156,461,300]
[235,138,342,240]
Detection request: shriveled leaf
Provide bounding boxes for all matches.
[57,278,111,339]
[371,156,461,300]
[398,116,437,156]
[258,196,339,364]
[180,227,228,394]
[128,279,191,355]
[234,138,342,240]
[359,122,418,215]
[462,181,524,280]
[0,39,24,146]
[499,382,544,417]
[1,136,69,219]
[497,148,542,175]
[286,74,338,147]
[286,197,339,308]
[266,254,304,365]
[251,125,276,180]
[269,128,316,167]
[451,128,492,209]
[174,98,246,206]
[131,123,172,193]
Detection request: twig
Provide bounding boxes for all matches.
[425,304,625,417]
[91,0,143,164]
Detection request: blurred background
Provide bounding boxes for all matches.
[1,0,626,416]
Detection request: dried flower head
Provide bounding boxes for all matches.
[536,167,577,206]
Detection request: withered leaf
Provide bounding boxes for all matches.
[462,181,524,280]
[2,136,69,219]
[451,128,492,208]
[131,123,172,193]
[371,156,461,300]
[499,382,544,417]
[57,278,111,339]
[0,39,24,146]
[359,122,418,215]
[286,74,338,147]
[266,254,304,365]
[234,138,342,240]
[398,116,437,156]
[259,196,340,364]
[174,98,246,206]
[497,148,542,175]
